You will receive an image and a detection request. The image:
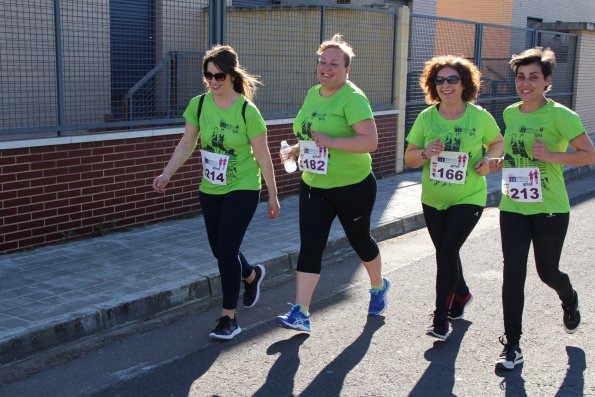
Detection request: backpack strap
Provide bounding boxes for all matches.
[242,100,248,125]
[197,94,248,127]
[196,94,205,123]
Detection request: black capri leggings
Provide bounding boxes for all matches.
[422,203,483,315]
[297,172,379,274]
[199,189,260,310]
[500,210,573,343]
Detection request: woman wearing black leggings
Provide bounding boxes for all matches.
[490,47,595,370]
[275,35,391,333]
[153,46,279,340]
[405,55,503,341]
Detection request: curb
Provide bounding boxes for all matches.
[1,164,593,366]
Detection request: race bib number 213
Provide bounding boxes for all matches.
[502,167,542,202]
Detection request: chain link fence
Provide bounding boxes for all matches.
[406,14,577,133]
[1,1,577,139]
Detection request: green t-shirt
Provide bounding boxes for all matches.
[406,103,500,210]
[183,92,267,194]
[499,99,585,215]
[292,81,373,189]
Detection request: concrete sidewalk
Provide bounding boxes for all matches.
[1,164,594,366]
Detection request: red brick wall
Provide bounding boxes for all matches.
[0,114,397,254]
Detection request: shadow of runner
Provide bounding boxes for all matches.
[555,346,585,397]
[298,316,385,397]
[409,320,472,397]
[253,334,310,397]
[494,346,527,397]
[91,346,221,397]
[495,364,526,397]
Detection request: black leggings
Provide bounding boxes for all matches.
[422,203,483,315]
[199,190,260,310]
[297,173,379,274]
[500,211,573,344]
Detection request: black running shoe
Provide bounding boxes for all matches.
[426,311,451,341]
[562,290,580,334]
[243,264,265,308]
[495,335,523,370]
[209,315,241,340]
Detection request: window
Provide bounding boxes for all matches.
[527,17,543,28]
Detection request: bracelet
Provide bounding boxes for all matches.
[483,156,490,161]
[421,150,428,160]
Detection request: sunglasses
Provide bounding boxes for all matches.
[203,72,227,82]
[434,75,460,85]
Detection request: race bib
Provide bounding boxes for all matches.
[298,140,328,175]
[502,167,543,202]
[429,151,468,185]
[200,150,229,185]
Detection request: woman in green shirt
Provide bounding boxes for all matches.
[275,34,391,333]
[153,45,280,340]
[490,47,595,370]
[405,55,503,341]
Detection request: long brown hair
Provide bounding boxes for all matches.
[202,45,262,100]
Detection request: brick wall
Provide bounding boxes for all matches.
[0,114,397,254]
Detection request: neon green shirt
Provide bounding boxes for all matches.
[183,93,267,194]
[293,81,373,189]
[407,103,500,210]
[499,99,585,215]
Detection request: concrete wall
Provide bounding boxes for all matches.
[437,0,513,25]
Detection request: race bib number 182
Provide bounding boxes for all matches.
[299,140,328,175]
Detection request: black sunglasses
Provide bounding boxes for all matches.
[203,72,227,82]
[434,75,460,85]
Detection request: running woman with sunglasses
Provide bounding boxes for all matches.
[275,34,391,333]
[405,55,503,341]
[153,45,280,340]
[490,47,595,370]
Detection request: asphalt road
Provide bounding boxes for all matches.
[1,179,594,397]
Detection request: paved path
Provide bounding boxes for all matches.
[1,163,593,365]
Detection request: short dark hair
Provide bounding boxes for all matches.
[509,47,556,92]
[419,55,481,104]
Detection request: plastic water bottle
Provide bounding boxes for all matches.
[280,140,297,173]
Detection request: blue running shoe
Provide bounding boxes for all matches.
[275,304,311,332]
[368,277,391,315]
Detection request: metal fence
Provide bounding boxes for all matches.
[0,0,577,139]
[406,14,577,133]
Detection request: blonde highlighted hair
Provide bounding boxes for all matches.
[317,34,355,67]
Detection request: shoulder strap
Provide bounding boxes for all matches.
[242,100,248,125]
[196,94,205,122]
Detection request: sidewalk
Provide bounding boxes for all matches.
[1,164,594,365]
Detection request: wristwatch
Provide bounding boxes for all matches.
[483,156,490,161]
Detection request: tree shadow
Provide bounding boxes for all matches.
[555,346,585,397]
[298,315,386,397]
[252,333,310,397]
[408,320,472,397]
